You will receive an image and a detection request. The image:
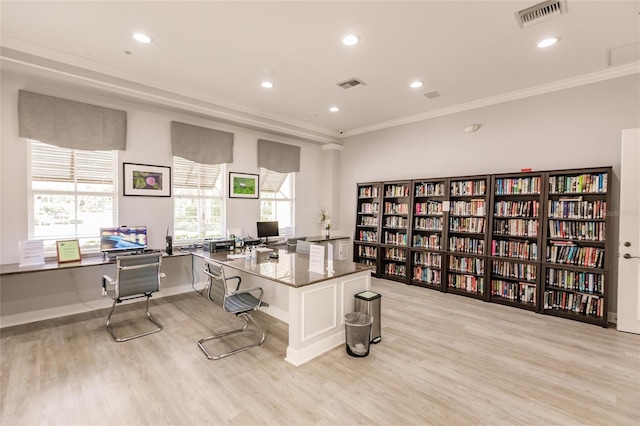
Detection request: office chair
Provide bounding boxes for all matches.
[296,240,312,254]
[101,252,164,342]
[198,259,268,360]
[285,236,307,252]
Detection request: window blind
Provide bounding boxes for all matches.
[171,121,233,165]
[257,139,300,173]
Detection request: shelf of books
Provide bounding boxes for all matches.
[542,167,611,327]
[445,175,490,300]
[353,182,381,275]
[488,172,543,311]
[380,181,411,283]
[409,178,447,290]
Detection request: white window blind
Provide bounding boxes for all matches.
[173,157,225,241]
[28,140,118,254]
[259,167,295,234]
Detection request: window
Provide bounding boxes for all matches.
[28,140,118,255]
[259,168,295,235]
[173,157,225,242]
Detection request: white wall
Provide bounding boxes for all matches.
[339,74,640,316]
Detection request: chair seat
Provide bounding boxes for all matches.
[224,293,261,314]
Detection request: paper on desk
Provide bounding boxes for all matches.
[255,247,273,253]
[227,253,246,259]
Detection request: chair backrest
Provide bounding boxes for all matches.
[203,261,229,305]
[296,240,312,254]
[115,253,162,299]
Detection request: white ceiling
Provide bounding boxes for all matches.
[1,1,639,144]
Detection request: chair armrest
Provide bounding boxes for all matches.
[227,275,242,291]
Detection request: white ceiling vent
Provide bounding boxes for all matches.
[516,0,566,28]
[337,77,367,90]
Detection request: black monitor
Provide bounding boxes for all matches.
[256,221,279,243]
[100,226,148,253]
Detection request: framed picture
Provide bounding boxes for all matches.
[56,239,81,263]
[229,172,259,199]
[123,163,171,197]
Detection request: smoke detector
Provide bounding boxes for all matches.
[516,0,566,28]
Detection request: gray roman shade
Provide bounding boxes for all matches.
[18,90,127,150]
[257,139,300,173]
[171,121,233,165]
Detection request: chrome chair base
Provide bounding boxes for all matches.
[197,312,266,360]
[106,296,163,342]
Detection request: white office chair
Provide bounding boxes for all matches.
[296,240,312,254]
[101,252,165,342]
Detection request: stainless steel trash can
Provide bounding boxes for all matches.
[355,291,381,343]
[344,312,373,357]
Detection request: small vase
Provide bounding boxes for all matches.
[324,229,331,239]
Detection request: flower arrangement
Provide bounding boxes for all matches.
[319,209,332,231]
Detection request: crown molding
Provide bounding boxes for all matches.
[342,62,640,138]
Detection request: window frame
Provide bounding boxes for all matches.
[259,167,295,235]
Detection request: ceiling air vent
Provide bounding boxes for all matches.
[424,91,440,99]
[337,77,367,90]
[516,0,566,28]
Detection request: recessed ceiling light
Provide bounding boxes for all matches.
[537,37,559,48]
[329,107,339,112]
[132,33,152,44]
[261,81,274,89]
[342,34,360,46]
[410,81,424,89]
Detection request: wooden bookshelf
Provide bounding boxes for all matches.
[542,167,611,326]
[409,178,447,290]
[488,172,543,312]
[445,175,490,300]
[380,181,411,282]
[353,182,381,275]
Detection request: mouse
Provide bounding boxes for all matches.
[269,253,279,259]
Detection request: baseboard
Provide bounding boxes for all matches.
[285,330,345,366]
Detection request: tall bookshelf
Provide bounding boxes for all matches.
[380,181,411,283]
[445,175,490,300]
[353,182,381,275]
[409,178,447,290]
[542,167,611,326]
[488,172,543,312]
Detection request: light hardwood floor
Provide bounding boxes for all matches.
[1,277,639,425]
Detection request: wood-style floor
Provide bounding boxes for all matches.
[1,277,639,425]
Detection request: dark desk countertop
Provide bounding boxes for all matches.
[305,235,350,243]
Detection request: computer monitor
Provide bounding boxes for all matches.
[100,226,148,253]
[256,221,279,243]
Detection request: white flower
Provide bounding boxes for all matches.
[319,209,332,229]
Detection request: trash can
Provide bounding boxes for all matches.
[355,291,382,343]
[344,312,373,357]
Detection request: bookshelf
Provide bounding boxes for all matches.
[542,167,611,326]
[446,175,490,300]
[380,181,411,282]
[410,178,447,290]
[488,172,543,312]
[353,182,381,275]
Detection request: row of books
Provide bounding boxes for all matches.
[492,260,537,281]
[548,199,606,219]
[385,185,410,197]
[413,251,442,268]
[359,216,378,227]
[415,201,444,215]
[494,200,539,218]
[449,255,484,275]
[383,263,406,278]
[549,173,607,194]
[357,245,377,259]
[413,234,441,249]
[449,236,484,254]
[494,177,541,195]
[493,218,538,237]
[543,290,603,317]
[357,258,376,268]
[357,230,377,242]
[546,243,605,269]
[412,267,441,284]
[449,217,485,233]
[384,231,408,245]
[415,182,445,197]
[384,216,408,229]
[384,247,407,261]
[545,268,604,294]
[448,274,484,294]
[491,280,536,305]
[450,200,486,216]
[384,202,409,215]
[414,217,443,231]
[359,202,379,214]
[451,180,486,196]
[491,240,538,260]
[358,186,379,198]
[547,220,605,241]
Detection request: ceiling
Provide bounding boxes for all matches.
[1,1,639,144]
